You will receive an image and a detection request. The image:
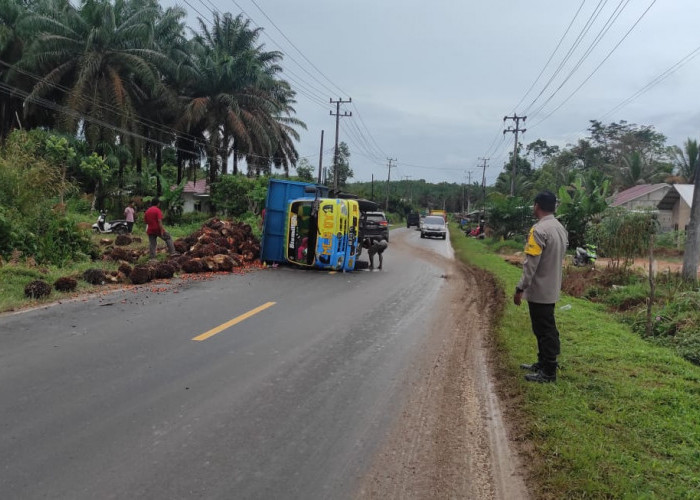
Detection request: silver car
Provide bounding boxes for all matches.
[420,215,447,240]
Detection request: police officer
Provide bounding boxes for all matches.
[514,191,568,383]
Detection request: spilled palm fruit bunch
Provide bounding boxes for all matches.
[153,263,175,279]
[118,262,133,277]
[108,247,140,263]
[83,268,106,285]
[114,234,132,246]
[25,280,52,299]
[129,265,152,285]
[54,277,77,292]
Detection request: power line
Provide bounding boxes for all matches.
[530,0,658,129]
[246,0,347,97]
[511,0,588,114]
[527,0,633,120]
[597,43,700,123]
[522,0,610,115]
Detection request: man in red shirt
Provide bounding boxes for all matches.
[144,198,178,259]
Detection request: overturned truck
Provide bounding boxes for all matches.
[260,179,378,271]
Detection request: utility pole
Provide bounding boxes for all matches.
[317,130,324,184]
[371,173,374,200]
[330,98,352,193]
[466,170,472,214]
[385,157,397,212]
[478,157,489,219]
[503,114,526,196]
[402,175,412,204]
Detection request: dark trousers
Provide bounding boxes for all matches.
[527,302,560,374]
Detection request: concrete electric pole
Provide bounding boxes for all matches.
[317,130,324,184]
[385,157,397,212]
[478,157,489,219]
[330,98,352,192]
[503,114,526,197]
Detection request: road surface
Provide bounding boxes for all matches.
[0,227,527,499]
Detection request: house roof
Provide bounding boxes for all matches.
[183,178,208,194]
[657,184,694,210]
[610,183,669,207]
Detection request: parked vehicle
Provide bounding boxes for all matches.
[573,244,597,267]
[406,212,420,228]
[92,211,129,235]
[421,215,447,239]
[360,211,389,242]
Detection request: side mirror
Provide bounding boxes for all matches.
[304,186,317,194]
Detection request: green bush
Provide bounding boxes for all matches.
[486,194,532,239]
[211,175,267,217]
[587,207,657,267]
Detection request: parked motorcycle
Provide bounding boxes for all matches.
[92,211,129,235]
[573,243,597,267]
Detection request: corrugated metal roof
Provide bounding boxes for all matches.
[182,179,209,194]
[657,184,694,210]
[610,183,669,207]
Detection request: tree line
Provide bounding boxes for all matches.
[0,0,305,196]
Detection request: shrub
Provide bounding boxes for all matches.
[587,207,657,269]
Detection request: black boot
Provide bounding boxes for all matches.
[520,362,541,371]
[525,362,557,383]
[524,370,556,383]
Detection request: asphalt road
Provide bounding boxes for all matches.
[0,227,453,499]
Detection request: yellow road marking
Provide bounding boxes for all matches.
[192,302,276,341]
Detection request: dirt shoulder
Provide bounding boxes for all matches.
[358,232,529,499]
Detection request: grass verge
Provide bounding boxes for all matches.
[451,229,700,499]
[0,214,235,313]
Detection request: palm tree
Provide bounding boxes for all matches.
[18,0,170,148]
[181,12,305,182]
[0,0,28,140]
[672,138,699,183]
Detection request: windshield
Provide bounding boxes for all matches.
[366,213,386,222]
[424,216,445,225]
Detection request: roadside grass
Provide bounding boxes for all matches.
[0,260,121,313]
[450,229,700,499]
[0,213,219,313]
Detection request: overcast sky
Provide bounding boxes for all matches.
[169,0,700,185]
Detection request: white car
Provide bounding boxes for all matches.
[420,215,447,240]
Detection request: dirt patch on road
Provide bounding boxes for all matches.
[358,231,529,499]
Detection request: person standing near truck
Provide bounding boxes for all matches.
[364,237,388,270]
[513,191,568,383]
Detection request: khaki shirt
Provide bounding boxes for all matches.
[517,214,568,304]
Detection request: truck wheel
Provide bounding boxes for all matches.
[420,233,425,239]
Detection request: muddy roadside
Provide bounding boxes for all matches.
[358,232,531,499]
